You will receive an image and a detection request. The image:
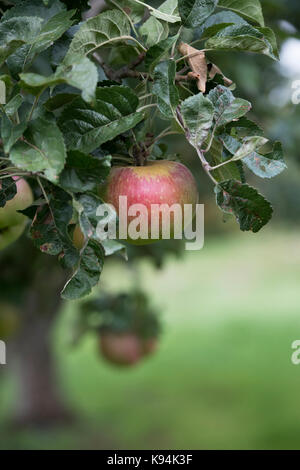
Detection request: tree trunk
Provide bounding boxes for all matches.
[0,238,73,428]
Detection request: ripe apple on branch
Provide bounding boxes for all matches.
[0,0,286,300]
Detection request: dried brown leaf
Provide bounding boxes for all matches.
[178,42,207,93]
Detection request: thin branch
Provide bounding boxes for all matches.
[112,155,133,163]
[0,166,19,173]
[153,129,181,144]
[196,147,217,185]
[0,173,29,180]
[37,176,50,205]
[93,51,147,82]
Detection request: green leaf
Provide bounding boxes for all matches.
[44,93,78,111]
[0,75,13,103]
[216,180,273,232]
[0,17,43,66]
[59,151,111,193]
[30,10,75,56]
[10,117,66,182]
[219,132,243,154]
[61,239,104,300]
[4,94,23,118]
[75,192,107,243]
[153,60,179,119]
[206,24,277,60]
[108,0,145,23]
[257,26,279,60]
[59,85,144,153]
[1,10,75,72]
[140,16,169,48]
[180,92,214,148]
[208,85,251,127]
[61,190,108,299]
[226,117,264,136]
[243,142,286,179]
[145,35,178,72]
[1,114,27,153]
[207,137,242,182]
[101,239,127,259]
[29,186,77,267]
[65,10,132,60]
[20,54,98,103]
[231,136,268,161]
[218,0,265,27]
[2,0,66,21]
[0,177,17,208]
[221,134,286,178]
[200,22,235,41]
[178,0,218,28]
[132,0,180,23]
[158,0,180,18]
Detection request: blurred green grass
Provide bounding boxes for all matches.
[1,228,300,450]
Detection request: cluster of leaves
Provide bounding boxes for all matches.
[0,0,286,299]
[73,290,161,344]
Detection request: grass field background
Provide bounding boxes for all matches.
[1,227,300,449]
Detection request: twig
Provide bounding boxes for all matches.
[0,173,28,180]
[0,166,19,173]
[196,147,217,185]
[93,51,147,83]
[37,176,50,205]
[153,129,181,143]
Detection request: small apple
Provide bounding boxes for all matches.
[102,160,198,244]
[73,224,85,250]
[99,332,144,366]
[99,332,158,367]
[0,177,33,251]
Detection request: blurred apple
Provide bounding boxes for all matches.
[99,332,158,367]
[0,178,33,251]
[73,224,85,250]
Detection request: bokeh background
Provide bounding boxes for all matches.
[1,0,300,450]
